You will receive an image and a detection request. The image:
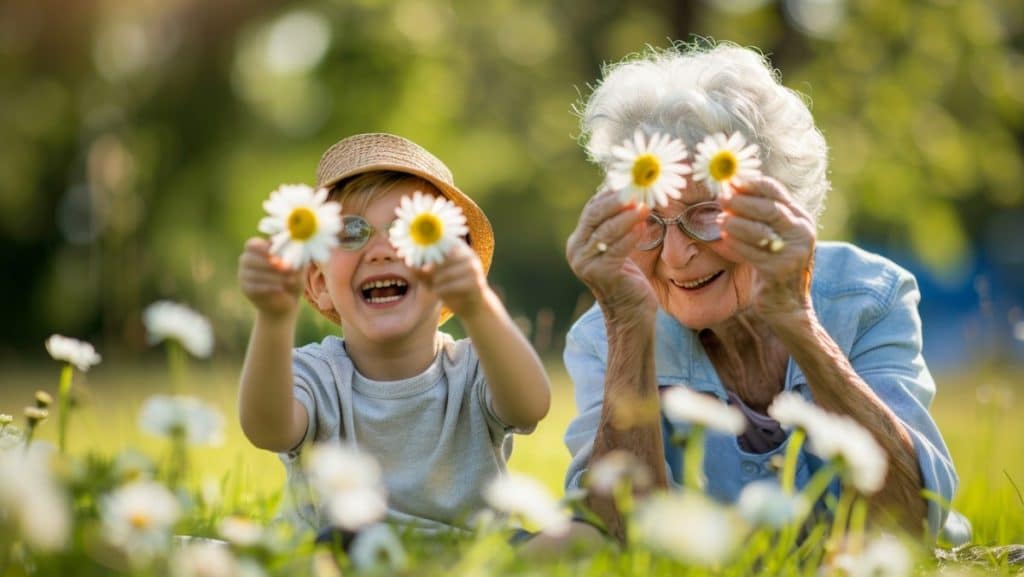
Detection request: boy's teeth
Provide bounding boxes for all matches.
[361,279,408,290]
[367,295,403,304]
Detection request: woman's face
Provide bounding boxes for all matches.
[630,183,754,330]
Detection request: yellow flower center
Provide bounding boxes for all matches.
[709,151,738,182]
[287,207,318,241]
[632,154,661,187]
[409,213,443,246]
[129,512,153,530]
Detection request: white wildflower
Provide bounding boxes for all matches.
[306,444,387,530]
[634,492,746,566]
[100,480,181,563]
[585,450,652,496]
[606,129,691,208]
[0,446,71,551]
[832,533,914,577]
[483,472,570,536]
[661,386,746,435]
[139,395,224,446]
[45,334,102,371]
[389,191,468,268]
[217,516,265,548]
[143,300,214,358]
[736,480,808,528]
[692,131,763,199]
[259,184,342,269]
[349,523,408,572]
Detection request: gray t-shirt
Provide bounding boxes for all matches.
[279,333,514,532]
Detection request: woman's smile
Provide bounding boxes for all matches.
[670,270,725,291]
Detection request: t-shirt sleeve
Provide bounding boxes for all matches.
[464,343,526,439]
[281,345,329,461]
[847,266,958,536]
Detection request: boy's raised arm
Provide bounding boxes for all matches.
[426,243,551,430]
[238,238,310,452]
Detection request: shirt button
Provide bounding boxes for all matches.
[741,461,759,476]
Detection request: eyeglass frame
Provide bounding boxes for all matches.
[337,214,397,252]
[636,201,723,251]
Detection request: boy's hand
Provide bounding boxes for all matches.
[418,241,490,319]
[238,237,306,319]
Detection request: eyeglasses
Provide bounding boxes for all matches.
[337,215,396,251]
[636,201,723,250]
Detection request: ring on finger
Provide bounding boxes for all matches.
[758,231,785,253]
[596,241,608,255]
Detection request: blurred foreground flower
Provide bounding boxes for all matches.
[692,131,762,199]
[661,386,745,435]
[144,300,214,359]
[45,335,100,453]
[101,480,181,564]
[607,129,690,208]
[139,395,225,446]
[259,184,341,269]
[0,445,71,551]
[389,191,468,268]
[831,533,913,577]
[45,334,101,371]
[171,541,266,577]
[736,480,808,528]
[769,392,888,494]
[585,449,652,497]
[634,492,745,566]
[307,444,387,531]
[218,516,266,548]
[349,523,408,572]
[484,472,570,536]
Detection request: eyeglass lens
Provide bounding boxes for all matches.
[637,202,722,250]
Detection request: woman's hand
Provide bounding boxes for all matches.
[566,187,657,325]
[718,177,816,320]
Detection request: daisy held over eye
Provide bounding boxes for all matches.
[237,133,551,539]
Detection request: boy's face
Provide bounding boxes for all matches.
[309,181,443,345]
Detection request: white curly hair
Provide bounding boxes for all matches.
[579,42,830,220]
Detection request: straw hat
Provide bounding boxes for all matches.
[309,132,494,326]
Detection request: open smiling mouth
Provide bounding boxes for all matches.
[672,270,724,291]
[360,278,409,305]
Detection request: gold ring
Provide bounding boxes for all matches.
[759,232,784,253]
[596,241,608,254]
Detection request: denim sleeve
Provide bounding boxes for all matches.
[562,318,606,490]
[848,267,958,536]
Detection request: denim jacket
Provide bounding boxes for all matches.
[563,242,966,541]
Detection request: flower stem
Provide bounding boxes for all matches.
[57,364,74,454]
[781,427,805,494]
[827,486,857,554]
[167,340,187,395]
[683,425,706,492]
[167,427,187,490]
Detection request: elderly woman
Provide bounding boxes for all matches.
[562,43,966,543]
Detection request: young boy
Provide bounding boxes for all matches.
[237,133,551,532]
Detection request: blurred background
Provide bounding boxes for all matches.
[1,0,1022,370]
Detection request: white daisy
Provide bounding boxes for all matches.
[170,542,238,577]
[388,191,468,269]
[634,492,745,566]
[349,523,408,572]
[45,334,101,372]
[769,392,888,494]
[832,533,914,577]
[661,386,746,435]
[0,445,71,551]
[483,472,570,536]
[585,449,652,496]
[736,480,808,528]
[306,444,387,531]
[606,129,690,208]
[139,395,224,446]
[258,184,342,269]
[692,131,762,198]
[100,480,181,563]
[217,516,265,548]
[143,300,214,358]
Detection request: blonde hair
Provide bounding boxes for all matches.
[578,42,830,220]
[329,171,441,214]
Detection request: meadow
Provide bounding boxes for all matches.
[2,356,1022,576]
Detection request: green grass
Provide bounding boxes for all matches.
[2,359,1022,575]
